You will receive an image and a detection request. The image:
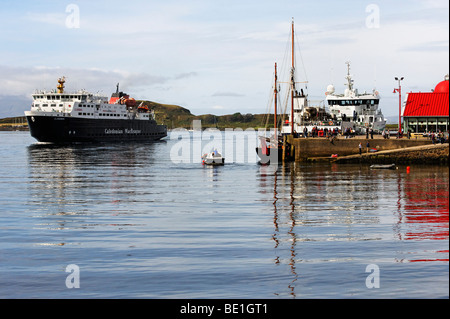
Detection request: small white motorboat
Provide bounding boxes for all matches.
[370,163,397,170]
[202,149,225,166]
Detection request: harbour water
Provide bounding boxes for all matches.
[0,131,448,299]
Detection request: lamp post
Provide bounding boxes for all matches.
[394,77,404,136]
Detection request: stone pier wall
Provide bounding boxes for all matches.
[292,137,433,161]
[333,144,449,165]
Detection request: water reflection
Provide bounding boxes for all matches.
[27,142,160,238]
[259,162,449,297]
[202,165,222,184]
[396,166,449,262]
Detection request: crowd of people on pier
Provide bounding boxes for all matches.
[291,126,449,144]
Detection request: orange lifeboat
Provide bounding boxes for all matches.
[124,98,136,107]
[138,104,149,113]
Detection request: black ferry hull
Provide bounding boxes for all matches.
[26,115,167,143]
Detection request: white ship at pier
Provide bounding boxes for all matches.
[325,61,386,133]
[280,61,387,135]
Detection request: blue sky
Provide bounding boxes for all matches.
[0,0,448,118]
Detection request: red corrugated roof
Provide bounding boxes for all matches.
[403,92,449,117]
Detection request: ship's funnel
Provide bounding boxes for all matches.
[57,77,66,93]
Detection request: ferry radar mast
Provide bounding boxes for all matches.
[345,61,354,92]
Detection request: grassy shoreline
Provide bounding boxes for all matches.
[0,101,400,131]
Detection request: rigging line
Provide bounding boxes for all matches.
[278,27,293,91]
[264,94,274,130]
[261,68,276,129]
[295,31,309,92]
[271,22,300,130]
[280,81,290,126]
[276,89,284,129]
[275,26,294,129]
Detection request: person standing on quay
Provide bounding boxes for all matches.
[359,142,362,155]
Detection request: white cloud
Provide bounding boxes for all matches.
[212,92,245,97]
[0,1,448,119]
[24,12,67,27]
[0,65,170,97]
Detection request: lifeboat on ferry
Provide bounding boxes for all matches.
[124,98,136,107]
[138,104,149,113]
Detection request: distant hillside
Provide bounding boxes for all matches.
[0,101,277,131]
[137,100,275,130]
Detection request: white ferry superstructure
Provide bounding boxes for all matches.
[325,62,386,132]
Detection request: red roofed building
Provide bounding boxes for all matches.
[403,75,449,133]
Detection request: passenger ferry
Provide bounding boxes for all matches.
[25,77,167,143]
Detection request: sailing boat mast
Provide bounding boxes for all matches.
[290,18,295,135]
[274,62,278,139]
